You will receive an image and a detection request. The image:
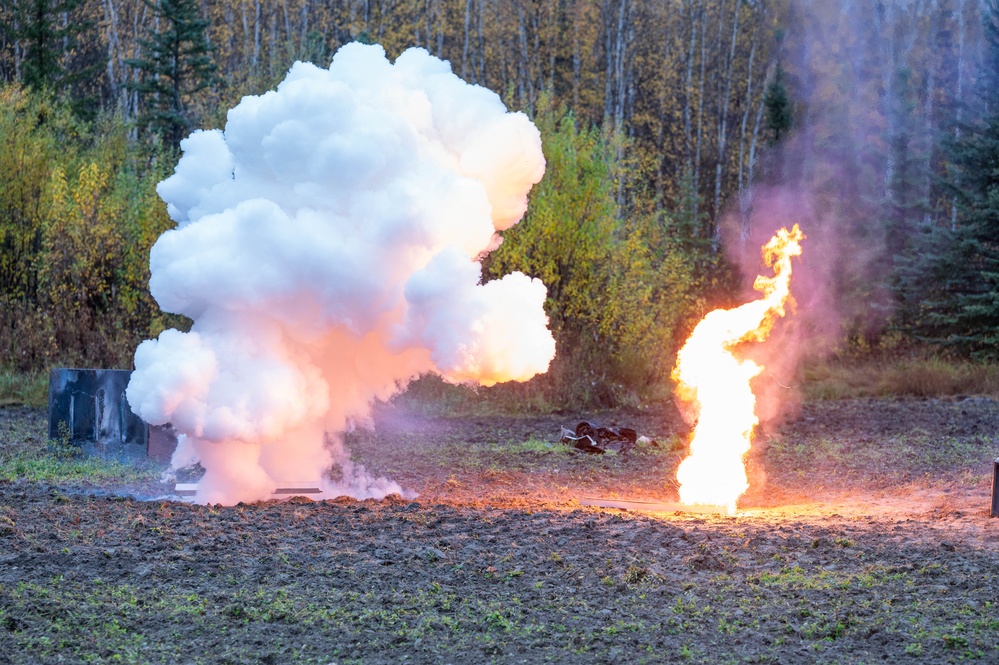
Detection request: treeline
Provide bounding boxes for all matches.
[0,1,984,228]
[1,0,997,405]
[2,0,789,227]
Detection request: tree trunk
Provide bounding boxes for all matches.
[517,3,531,112]
[683,2,697,168]
[714,0,740,231]
[300,0,310,59]
[952,0,966,231]
[572,0,581,110]
[745,65,768,240]
[737,23,758,195]
[462,0,471,78]
[101,0,127,112]
[253,0,261,71]
[693,4,706,231]
[602,0,614,125]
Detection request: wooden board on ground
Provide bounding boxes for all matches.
[579,496,731,515]
[174,483,322,497]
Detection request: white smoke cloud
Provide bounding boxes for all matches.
[127,43,555,505]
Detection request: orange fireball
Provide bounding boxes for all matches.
[671,225,804,514]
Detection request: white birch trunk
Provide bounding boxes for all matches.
[714,0,740,223]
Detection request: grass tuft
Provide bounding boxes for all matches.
[0,423,159,486]
[0,366,48,408]
[0,452,158,484]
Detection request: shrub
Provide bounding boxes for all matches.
[0,84,182,372]
[485,104,699,407]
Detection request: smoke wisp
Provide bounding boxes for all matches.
[127,43,555,505]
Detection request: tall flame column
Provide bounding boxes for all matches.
[671,225,804,513]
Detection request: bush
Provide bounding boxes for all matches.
[0,84,182,372]
[485,105,700,407]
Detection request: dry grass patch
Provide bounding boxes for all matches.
[0,367,47,408]
[803,357,999,400]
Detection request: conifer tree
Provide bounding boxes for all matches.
[127,0,217,149]
[763,60,792,146]
[881,66,931,334]
[1,0,91,94]
[882,68,929,261]
[904,0,999,356]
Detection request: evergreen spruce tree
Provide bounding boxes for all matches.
[763,60,793,146]
[882,69,929,260]
[127,0,217,149]
[1,0,92,94]
[881,66,931,333]
[906,0,999,357]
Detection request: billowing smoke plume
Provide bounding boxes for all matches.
[127,43,555,505]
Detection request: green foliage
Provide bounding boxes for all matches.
[488,109,618,333]
[1,0,92,93]
[0,407,158,484]
[881,66,932,335]
[127,0,218,149]
[882,68,929,262]
[669,166,721,282]
[764,60,793,146]
[898,0,999,358]
[0,446,158,484]
[0,84,70,305]
[0,83,181,371]
[486,105,699,406]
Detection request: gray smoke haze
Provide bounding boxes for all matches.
[718,0,983,426]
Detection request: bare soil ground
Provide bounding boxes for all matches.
[1,397,998,664]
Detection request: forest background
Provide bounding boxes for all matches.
[1,0,997,408]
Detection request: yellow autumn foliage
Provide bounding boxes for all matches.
[0,85,178,371]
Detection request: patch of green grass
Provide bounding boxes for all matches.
[0,452,159,484]
[768,430,995,484]
[0,434,159,485]
[0,366,48,407]
[748,565,910,593]
[489,437,565,455]
[6,558,993,665]
[0,571,708,664]
[0,414,159,486]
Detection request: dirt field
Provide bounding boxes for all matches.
[1,397,998,664]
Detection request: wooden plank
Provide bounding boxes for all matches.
[174,482,198,497]
[579,497,731,515]
[173,483,322,497]
[991,458,999,518]
[273,486,322,495]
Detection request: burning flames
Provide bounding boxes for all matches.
[671,225,804,514]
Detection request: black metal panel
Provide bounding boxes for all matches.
[48,368,149,462]
[992,458,999,518]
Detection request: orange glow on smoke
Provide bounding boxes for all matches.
[671,225,804,514]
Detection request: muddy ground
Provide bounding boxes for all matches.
[1,397,998,664]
